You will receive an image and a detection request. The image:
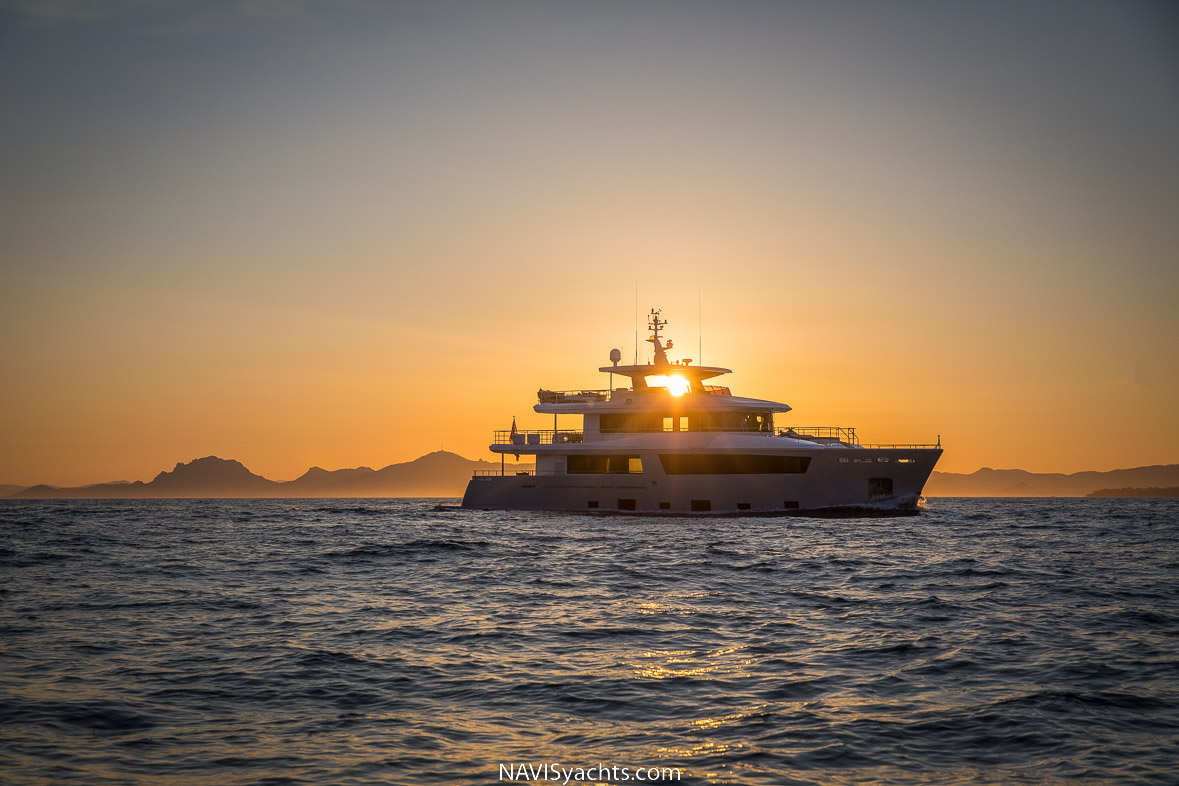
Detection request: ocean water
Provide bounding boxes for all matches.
[1,498,1176,785]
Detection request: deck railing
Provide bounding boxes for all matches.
[489,427,940,450]
[537,389,614,404]
[537,385,732,404]
[493,426,858,444]
[778,426,859,444]
[495,430,585,445]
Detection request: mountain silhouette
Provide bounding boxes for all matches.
[149,457,277,494]
[4,452,531,499]
[924,464,1179,497]
[5,455,1176,500]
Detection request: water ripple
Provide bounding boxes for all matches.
[0,497,1177,784]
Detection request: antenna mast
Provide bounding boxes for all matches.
[647,308,670,366]
[633,282,638,364]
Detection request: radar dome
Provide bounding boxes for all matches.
[609,348,622,366]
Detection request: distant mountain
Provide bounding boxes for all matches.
[151,457,278,495]
[284,451,519,497]
[0,484,29,497]
[925,465,1179,497]
[6,456,1175,500]
[6,457,279,499]
[4,452,533,499]
[1086,487,1179,498]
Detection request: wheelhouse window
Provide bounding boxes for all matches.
[568,455,643,474]
[600,414,662,433]
[602,412,772,433]
[659,454,810,474]
[686,412,774,432]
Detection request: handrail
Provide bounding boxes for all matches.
[490,427,940,449]
[537,389,613,404]
[495,430,585,445]
[777,426,858,444]
[537,385,732,404]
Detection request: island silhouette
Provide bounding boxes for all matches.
[4,452,533,499]
[3,454,1177,499]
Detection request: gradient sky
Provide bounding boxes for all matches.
[2,0,1177,486]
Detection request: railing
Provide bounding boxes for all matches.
[493,426,851,444]
[489,427,939,449]
[494,430,585,445]
[536,385,733,404]
[537,389,614,404]
[777,426,859,445]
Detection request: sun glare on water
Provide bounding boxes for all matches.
[647,375,690,396]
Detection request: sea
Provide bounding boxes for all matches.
[1,498,1176,785]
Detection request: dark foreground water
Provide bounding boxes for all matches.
[1,498,1177,785]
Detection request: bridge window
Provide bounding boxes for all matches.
[600,414,662,433]
[659,454,811,474]
[662,416,687,432]
[568,455,643,474]
[686,412,773,432]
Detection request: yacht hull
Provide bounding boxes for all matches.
[461,448,941,514]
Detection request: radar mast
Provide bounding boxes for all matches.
[647,308,673,367]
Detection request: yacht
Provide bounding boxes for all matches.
[461,309,942,514]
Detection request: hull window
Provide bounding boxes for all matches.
[618,499,636,511]
[659,502,671,510]
[783,501,799,509]
[691,499,711,512]
[659,454,811,474]
[587,500,599,509]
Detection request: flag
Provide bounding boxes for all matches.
[510,416,517,438]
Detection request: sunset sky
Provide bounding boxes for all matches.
[2,0,1177,487]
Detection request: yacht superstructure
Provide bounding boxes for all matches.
[461,310,941,513]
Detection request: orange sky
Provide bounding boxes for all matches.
[2,2,1177,487]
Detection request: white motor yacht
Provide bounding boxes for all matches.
[462,309,941,514]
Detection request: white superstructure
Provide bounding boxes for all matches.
[462,310,941,513]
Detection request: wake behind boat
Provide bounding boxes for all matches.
[462,309,941,514]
